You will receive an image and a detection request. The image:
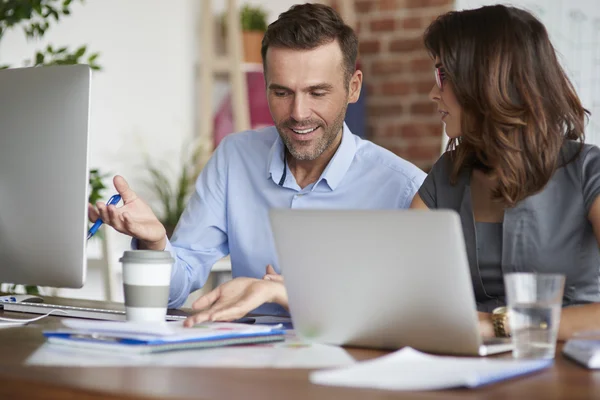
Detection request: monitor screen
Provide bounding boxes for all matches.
[0,65,91,288]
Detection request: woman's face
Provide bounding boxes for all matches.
[428,57,462,139]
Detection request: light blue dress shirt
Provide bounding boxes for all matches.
[164,123,426,313]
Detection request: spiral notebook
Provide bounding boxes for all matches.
[310,347,552,391]
[43,319,286,354]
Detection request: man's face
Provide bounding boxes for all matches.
[265,40,361,162]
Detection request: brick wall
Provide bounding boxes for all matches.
[336,0,455,171]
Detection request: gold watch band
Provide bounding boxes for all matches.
[491,306,511,338]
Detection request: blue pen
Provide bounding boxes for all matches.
[87,194,122,240]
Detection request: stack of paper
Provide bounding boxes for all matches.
[43,319,285,354]
[310,347,552,391]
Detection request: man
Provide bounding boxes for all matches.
[90,3,425,322]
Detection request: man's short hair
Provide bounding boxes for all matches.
[261,3,358,86]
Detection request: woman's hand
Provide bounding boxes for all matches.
[478,312,496,338]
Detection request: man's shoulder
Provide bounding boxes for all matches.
[354,136,426,182]
[217,126,279,155]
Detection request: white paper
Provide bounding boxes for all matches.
[563,339,600,368]
[26,333,355,369]
[60,319,281,341]
[310,347,552,391]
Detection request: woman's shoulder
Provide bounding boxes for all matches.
[428,149,465,183]
[430,149,454,173]
[560,140,600,170]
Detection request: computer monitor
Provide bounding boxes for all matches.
[0,65,91,288]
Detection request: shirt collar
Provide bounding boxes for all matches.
[267,122,357,191]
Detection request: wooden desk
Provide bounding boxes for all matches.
[1,307,600,399]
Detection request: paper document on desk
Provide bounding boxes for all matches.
[27,331,355,368]
[310,347,552,391]
[563,336,600,369]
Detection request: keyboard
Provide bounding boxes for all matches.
[2,301,188,322]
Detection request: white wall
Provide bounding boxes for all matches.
[0,0,200,300]
[0,0,199,193]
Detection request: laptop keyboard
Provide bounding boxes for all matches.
[2,301,187,321]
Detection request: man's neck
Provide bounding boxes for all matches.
[287,130,343,189]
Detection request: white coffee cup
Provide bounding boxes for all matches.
[119,250,174,323]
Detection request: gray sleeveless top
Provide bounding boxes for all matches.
[418,141,600,312]
[476,222,504,300]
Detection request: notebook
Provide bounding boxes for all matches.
[43,319,286,354]
[310,347,552,391]
[563,333,600,369]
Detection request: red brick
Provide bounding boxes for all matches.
[356,0,451,167]
[367,104,403,116]
[389,38,424,52]
[355,0,375,13]
[406,0,452,8]
[371,59,404,75]
[380,81,411,96]
[410,57,433,72]
[365,83,377,95]
[366,123,379,138]
[400,123,443,138]
[370,18,395,32]
[410,101,437,115]
[402,17,423,30]
[378,0,397,11]
[414,80,435,94]
[359,39,381,54]
[394,143,441,163]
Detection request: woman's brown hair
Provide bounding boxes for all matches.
[424,5,589,206]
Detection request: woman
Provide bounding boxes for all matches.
[412,4,600,339]
[185,6,600,337]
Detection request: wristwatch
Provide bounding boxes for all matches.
[491,306,511,338]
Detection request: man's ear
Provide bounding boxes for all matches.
[348,70,363,104]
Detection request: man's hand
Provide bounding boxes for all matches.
[263,264,283,282]
[88,175,167,250]
[184,277,287,327]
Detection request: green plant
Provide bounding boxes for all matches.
[221,3,268,35]
[0,0,101,70]
[88,168,111,237]
[89,168,110,206]
[144,141,208,238]
[240,4,267,32]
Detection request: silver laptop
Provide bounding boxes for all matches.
[269,209,512,356]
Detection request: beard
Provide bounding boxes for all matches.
[276,103,348,161]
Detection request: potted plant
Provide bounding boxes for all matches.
[221,4,267,64]
[240,4,267,64]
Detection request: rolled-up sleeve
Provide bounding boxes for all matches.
[166,137,232,308]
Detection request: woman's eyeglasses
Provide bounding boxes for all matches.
[435,67,446,90]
